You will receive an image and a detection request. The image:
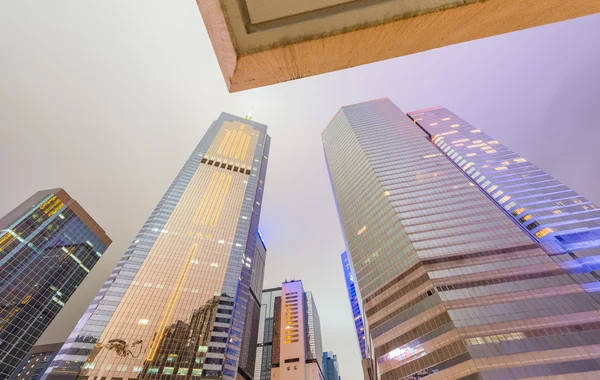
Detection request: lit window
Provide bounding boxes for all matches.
[512,208,525,216]
[429,123,438,126]
[552,210,562,215]
[495,166,507,171]
[163,367,174,375]
[471,129,481,133]
[514,158,526,163]
[357,226,367,235]
[466,153,477,157]
[535,228,553,238]
[486,150,497,153]
[501,161,510,165]
[138,319,149,325]
[442,118,450,121]
[450,124,460,128]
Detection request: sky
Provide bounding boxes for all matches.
[1,2,599,379]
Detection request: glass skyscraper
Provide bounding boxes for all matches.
[43,113,270,380]
[340,252,366,358]
[323,99,600,380]
[408,107,600,275]
[11,342,64,380]
[340,252,375,380]
[255,287,281,380]
[0,189,111,379]
[322,352,340,380]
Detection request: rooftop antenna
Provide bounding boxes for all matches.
[245,107,253,121]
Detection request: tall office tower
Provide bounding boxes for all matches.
[0,189,111,379]
[255,287,282,380]
[340,252,375,380]
[44,113,270,380]
[271,281,324,380]
[321,352,340,380]
[407,107,600,273]
[322,99,600,380]
[11,342,64,380]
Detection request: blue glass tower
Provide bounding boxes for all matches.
[0,189,111,378]
[340,252,366,359]
[322,352,340,380]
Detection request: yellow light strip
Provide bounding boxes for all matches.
[223,129,236,157]
[234,133,246,159]
[217,130,232,155]
[202,174,225,225]
[193,172,219,223]
[147,244,198,360]
[210,175,232,226]
[228,130,243,158]
[240,135,251,161]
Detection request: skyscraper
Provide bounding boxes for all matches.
[11,342,64,380]
[323,99,600,380]
[407,106,600,273]
[43,113,270,380]
[271,281,324,380]
[322,352,340,380]
[340,252,375,380]
[0,189,111,379]
[255,287,281,380]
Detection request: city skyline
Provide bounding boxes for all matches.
[1,4,599,379]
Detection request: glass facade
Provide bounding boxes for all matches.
[322,99,600,380]
[0,189,111,379]
[11,342,64,380]
[340,252,366,359]
[43,113,270,380]
[408,107,600,278]
[322,352,340,380]
[254,287,281,380]
[304,292,323,371]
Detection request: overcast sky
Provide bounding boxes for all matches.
[1,3,599,379]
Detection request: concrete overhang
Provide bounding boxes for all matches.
[196,0,599,92]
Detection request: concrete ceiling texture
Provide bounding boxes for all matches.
[196,0,600,92]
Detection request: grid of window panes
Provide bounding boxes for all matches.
[408,107,600,297]
[12,343,63,380]
[408,107,600,255]
[322,99,600,379]
[44,113,270,380]
[341,252,367,359]
[304,292,323,370]
[322,352,340,380]
[254,288,281,380]
[0,190,109,379]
